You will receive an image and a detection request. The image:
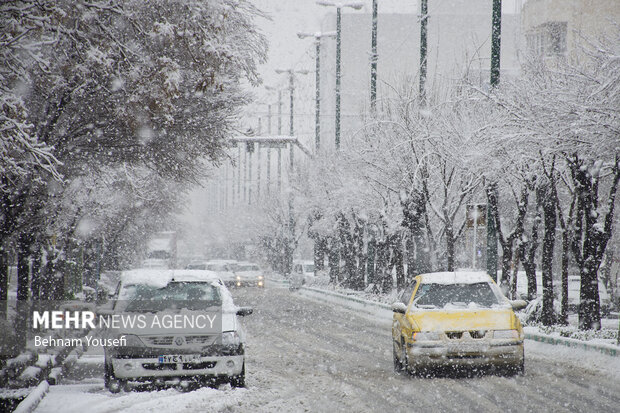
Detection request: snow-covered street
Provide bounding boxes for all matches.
[35,285,620,413]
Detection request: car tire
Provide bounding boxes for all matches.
[230,362,246,388]
[104,362,124,393]
[393,340,403,373]
[400,339,411,375]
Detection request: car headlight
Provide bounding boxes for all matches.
[236,275,241,281]
[120,334,144,347]
[258,275,264,280]
[412,331,440,341]
[222,331,241,347]
[493,329,520,339]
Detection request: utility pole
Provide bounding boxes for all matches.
[267,103,271,194]
[237,145,241,202]
[243,146,247,203]
[298,31,336,154]
[317,2,363,149]
[490,0,502,87]
[277,91,282,193]
[370,0,378,112]
[419,0,428,106]
[276,68,309,187]
[257,143,261,200]
[336,6,342,149]
[316,38,321,151]
[288,71,294,136]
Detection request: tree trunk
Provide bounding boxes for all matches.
[540,182,556,326]
[366,233,376,286]
[570,156,619,330]
[392,234,405,290]
[445,222,455,272]
[327,236,340,284]
[0,248,8,320]
[354,218,367,289]
[15,233,32,351]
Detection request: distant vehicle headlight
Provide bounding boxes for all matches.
[258,275,264,280]
[120,334,144,347]
[412,331,440,341]
[222,331,241,347]
[493,329,520,339]
[236,275,241,281]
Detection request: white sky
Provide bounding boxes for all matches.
[250,0,521,95]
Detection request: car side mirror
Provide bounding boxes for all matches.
[391,302,407,314]
[510,300,528,311]
[236,307,253,316]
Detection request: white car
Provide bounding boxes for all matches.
[230,262,264,288]
[290,260,315,290]
[186,260,237,286]
[102,269,252,392]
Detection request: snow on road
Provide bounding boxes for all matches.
[36,287,620,413]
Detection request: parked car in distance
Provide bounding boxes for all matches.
[231,262,264,288]
[392,271,526,377]
[102,269,252,392]
[290,260,315,290]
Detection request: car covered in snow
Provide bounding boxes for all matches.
[101,269,252,392]
[391,271,526,376]
[289,260,315,290]
[186,260,238,285]
[230,262,264,288]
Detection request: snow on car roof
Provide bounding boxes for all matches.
[418,271,493,284]
[120,269,238,312]
[171,269,221,282]
[121,269,172,288]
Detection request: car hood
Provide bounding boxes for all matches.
[407,307,517,331]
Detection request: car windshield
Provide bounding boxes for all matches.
[236,264,259,272]
[206,263,228,271]
[124,281,222,312]
[413,282,502,309]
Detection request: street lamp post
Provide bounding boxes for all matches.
[316,1,364,150]
[298,31,337,154]
[370,0,378,112]
[275,68,309,171]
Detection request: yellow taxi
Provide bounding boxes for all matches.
[392,271,526,376]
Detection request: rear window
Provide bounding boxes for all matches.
[413,282,502,309]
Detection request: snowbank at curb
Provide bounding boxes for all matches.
[298,285,619,357]
[13,380,49,413]
[524,327,618,357]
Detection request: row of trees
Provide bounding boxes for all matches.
[1,0,267,349]
[249,32,619,331]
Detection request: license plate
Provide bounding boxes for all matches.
[448,344,487,353]
[158,354,201,363]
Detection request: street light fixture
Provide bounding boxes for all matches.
[297,31,337,154]
[316,1,364,150]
